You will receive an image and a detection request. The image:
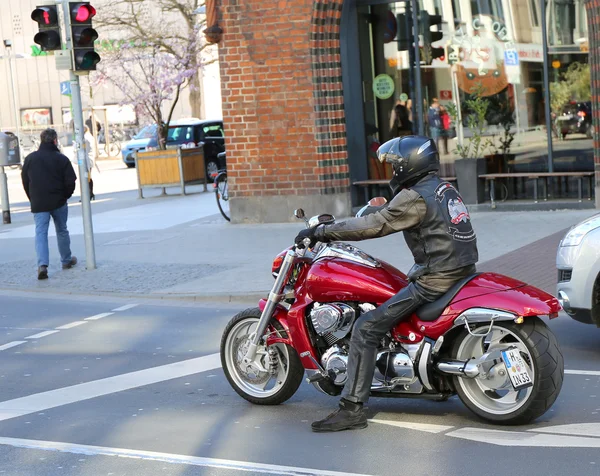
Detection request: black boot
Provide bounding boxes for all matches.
[311,399,367,433]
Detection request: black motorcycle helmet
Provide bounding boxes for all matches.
[377,135,440,195]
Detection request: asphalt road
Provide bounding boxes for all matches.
[0,290,599,476]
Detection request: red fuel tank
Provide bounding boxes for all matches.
[305,257,408,304]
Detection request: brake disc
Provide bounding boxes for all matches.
[233,336,271,385]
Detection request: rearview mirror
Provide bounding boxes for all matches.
[368,197,387,206]
[294,209,305,219]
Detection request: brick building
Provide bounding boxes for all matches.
[217,0,596,223]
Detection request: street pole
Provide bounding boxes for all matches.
[540,0,554,172]
[411,0,424,135]
[61,0,97,269]
[0,166,9,224]
[4,43,21,146]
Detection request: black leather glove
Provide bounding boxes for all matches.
[294,226,320,248]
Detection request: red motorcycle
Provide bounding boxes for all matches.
[221,201,564,424]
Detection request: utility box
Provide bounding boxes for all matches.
[0,132,21,167]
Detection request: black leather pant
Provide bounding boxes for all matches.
[341,282,443,403]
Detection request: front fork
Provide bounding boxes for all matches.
[242,248,298,365]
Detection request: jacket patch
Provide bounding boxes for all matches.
[448,198,470,224]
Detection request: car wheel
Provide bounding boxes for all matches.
[126,163,135,169]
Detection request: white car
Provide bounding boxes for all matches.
[556,213,600,326]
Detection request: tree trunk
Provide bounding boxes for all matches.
[189,68,203,119]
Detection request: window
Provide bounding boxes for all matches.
[451,0,462,19]
[529,0,540,26]
[167,125,194,142]
[203,124,224,138]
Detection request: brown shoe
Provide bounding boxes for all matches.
[37,266,48,280]
[62,256,78,270]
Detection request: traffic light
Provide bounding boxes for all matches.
[31,5,62,51]
[69,2,100,71]
[396,13,412,51]
[420,11,444,64]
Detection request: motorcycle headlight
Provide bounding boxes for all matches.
[561,215,600,247]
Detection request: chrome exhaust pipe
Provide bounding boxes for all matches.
[436,359,480,378]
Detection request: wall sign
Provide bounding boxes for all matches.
[373,74,395,100]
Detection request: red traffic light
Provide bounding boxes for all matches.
[31,6,58,26]
[71,3,96,23]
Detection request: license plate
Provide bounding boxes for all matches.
[501,348,533,390]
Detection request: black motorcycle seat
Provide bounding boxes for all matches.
[416,274,480,322]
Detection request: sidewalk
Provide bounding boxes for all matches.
[0,187,596,302]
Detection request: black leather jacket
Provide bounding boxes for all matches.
[315,174,478,292]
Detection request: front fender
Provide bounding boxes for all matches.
[259,298,319,370]
[260,299,294,347]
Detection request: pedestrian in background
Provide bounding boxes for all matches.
[427,98,443,152]
[21,128,78,280]
[84,126,99,201]
[389,97,413,138]
[438,105,450,155]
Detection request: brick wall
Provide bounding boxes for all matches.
[586,0,600,208]
[216,0,351,221]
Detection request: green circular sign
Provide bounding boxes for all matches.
[373,74,395,100]
[399,93,409,102]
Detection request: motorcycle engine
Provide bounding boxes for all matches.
[309,303,355,345]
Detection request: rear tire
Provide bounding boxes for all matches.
[450,317,563,425]
[221,308,304,405]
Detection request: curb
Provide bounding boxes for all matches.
[0,286,267,304]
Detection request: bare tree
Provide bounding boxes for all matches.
[95,0,214,119]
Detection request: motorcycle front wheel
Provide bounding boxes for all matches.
[450,317,564,425]
[220,308,304,405]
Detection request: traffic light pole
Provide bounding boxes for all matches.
[411,0,424,135]
[60,0,96,269]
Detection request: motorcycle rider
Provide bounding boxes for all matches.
[295,135,479,432]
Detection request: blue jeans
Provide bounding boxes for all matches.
[34,204,72,267]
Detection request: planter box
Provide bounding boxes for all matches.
[135,147,207,198]
[455,158,486,204]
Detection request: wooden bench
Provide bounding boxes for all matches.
[353,177,457,203]
[479,172,594,208]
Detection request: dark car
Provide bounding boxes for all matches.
[121,118,226,177]
[556,101,593,139]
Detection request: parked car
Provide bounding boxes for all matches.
[556,213,600,326]
[556,101,593,139]
[121,118,225,178]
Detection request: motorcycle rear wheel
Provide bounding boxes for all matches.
[221,308,304,405]
[450,317,563,425]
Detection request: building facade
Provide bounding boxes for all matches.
[0,0,222,137]
[217,0,595,223]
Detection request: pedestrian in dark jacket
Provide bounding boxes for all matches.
[21,128,78,280]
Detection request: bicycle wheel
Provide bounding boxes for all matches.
[108,142,121,157]
[215,173,230,222]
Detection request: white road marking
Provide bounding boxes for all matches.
[369,419,454,433]
[55,321,88,330]
[566,369,600,376]
[0,437,373,476]
[84,312,114,321]
[0,352,222,422]
[0,341,27,351]
[530,423,600,438]
[112,304,139,312]
[447,427,600,447]
[25,330,60,339]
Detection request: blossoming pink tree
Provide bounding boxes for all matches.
[94,27,199,148]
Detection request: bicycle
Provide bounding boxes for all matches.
[213,169,230,221]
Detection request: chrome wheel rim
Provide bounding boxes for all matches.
[456,326,534,415]
[224,317,290,398]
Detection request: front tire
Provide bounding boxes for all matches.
[220,308,304,405]
[450,317,563,425]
